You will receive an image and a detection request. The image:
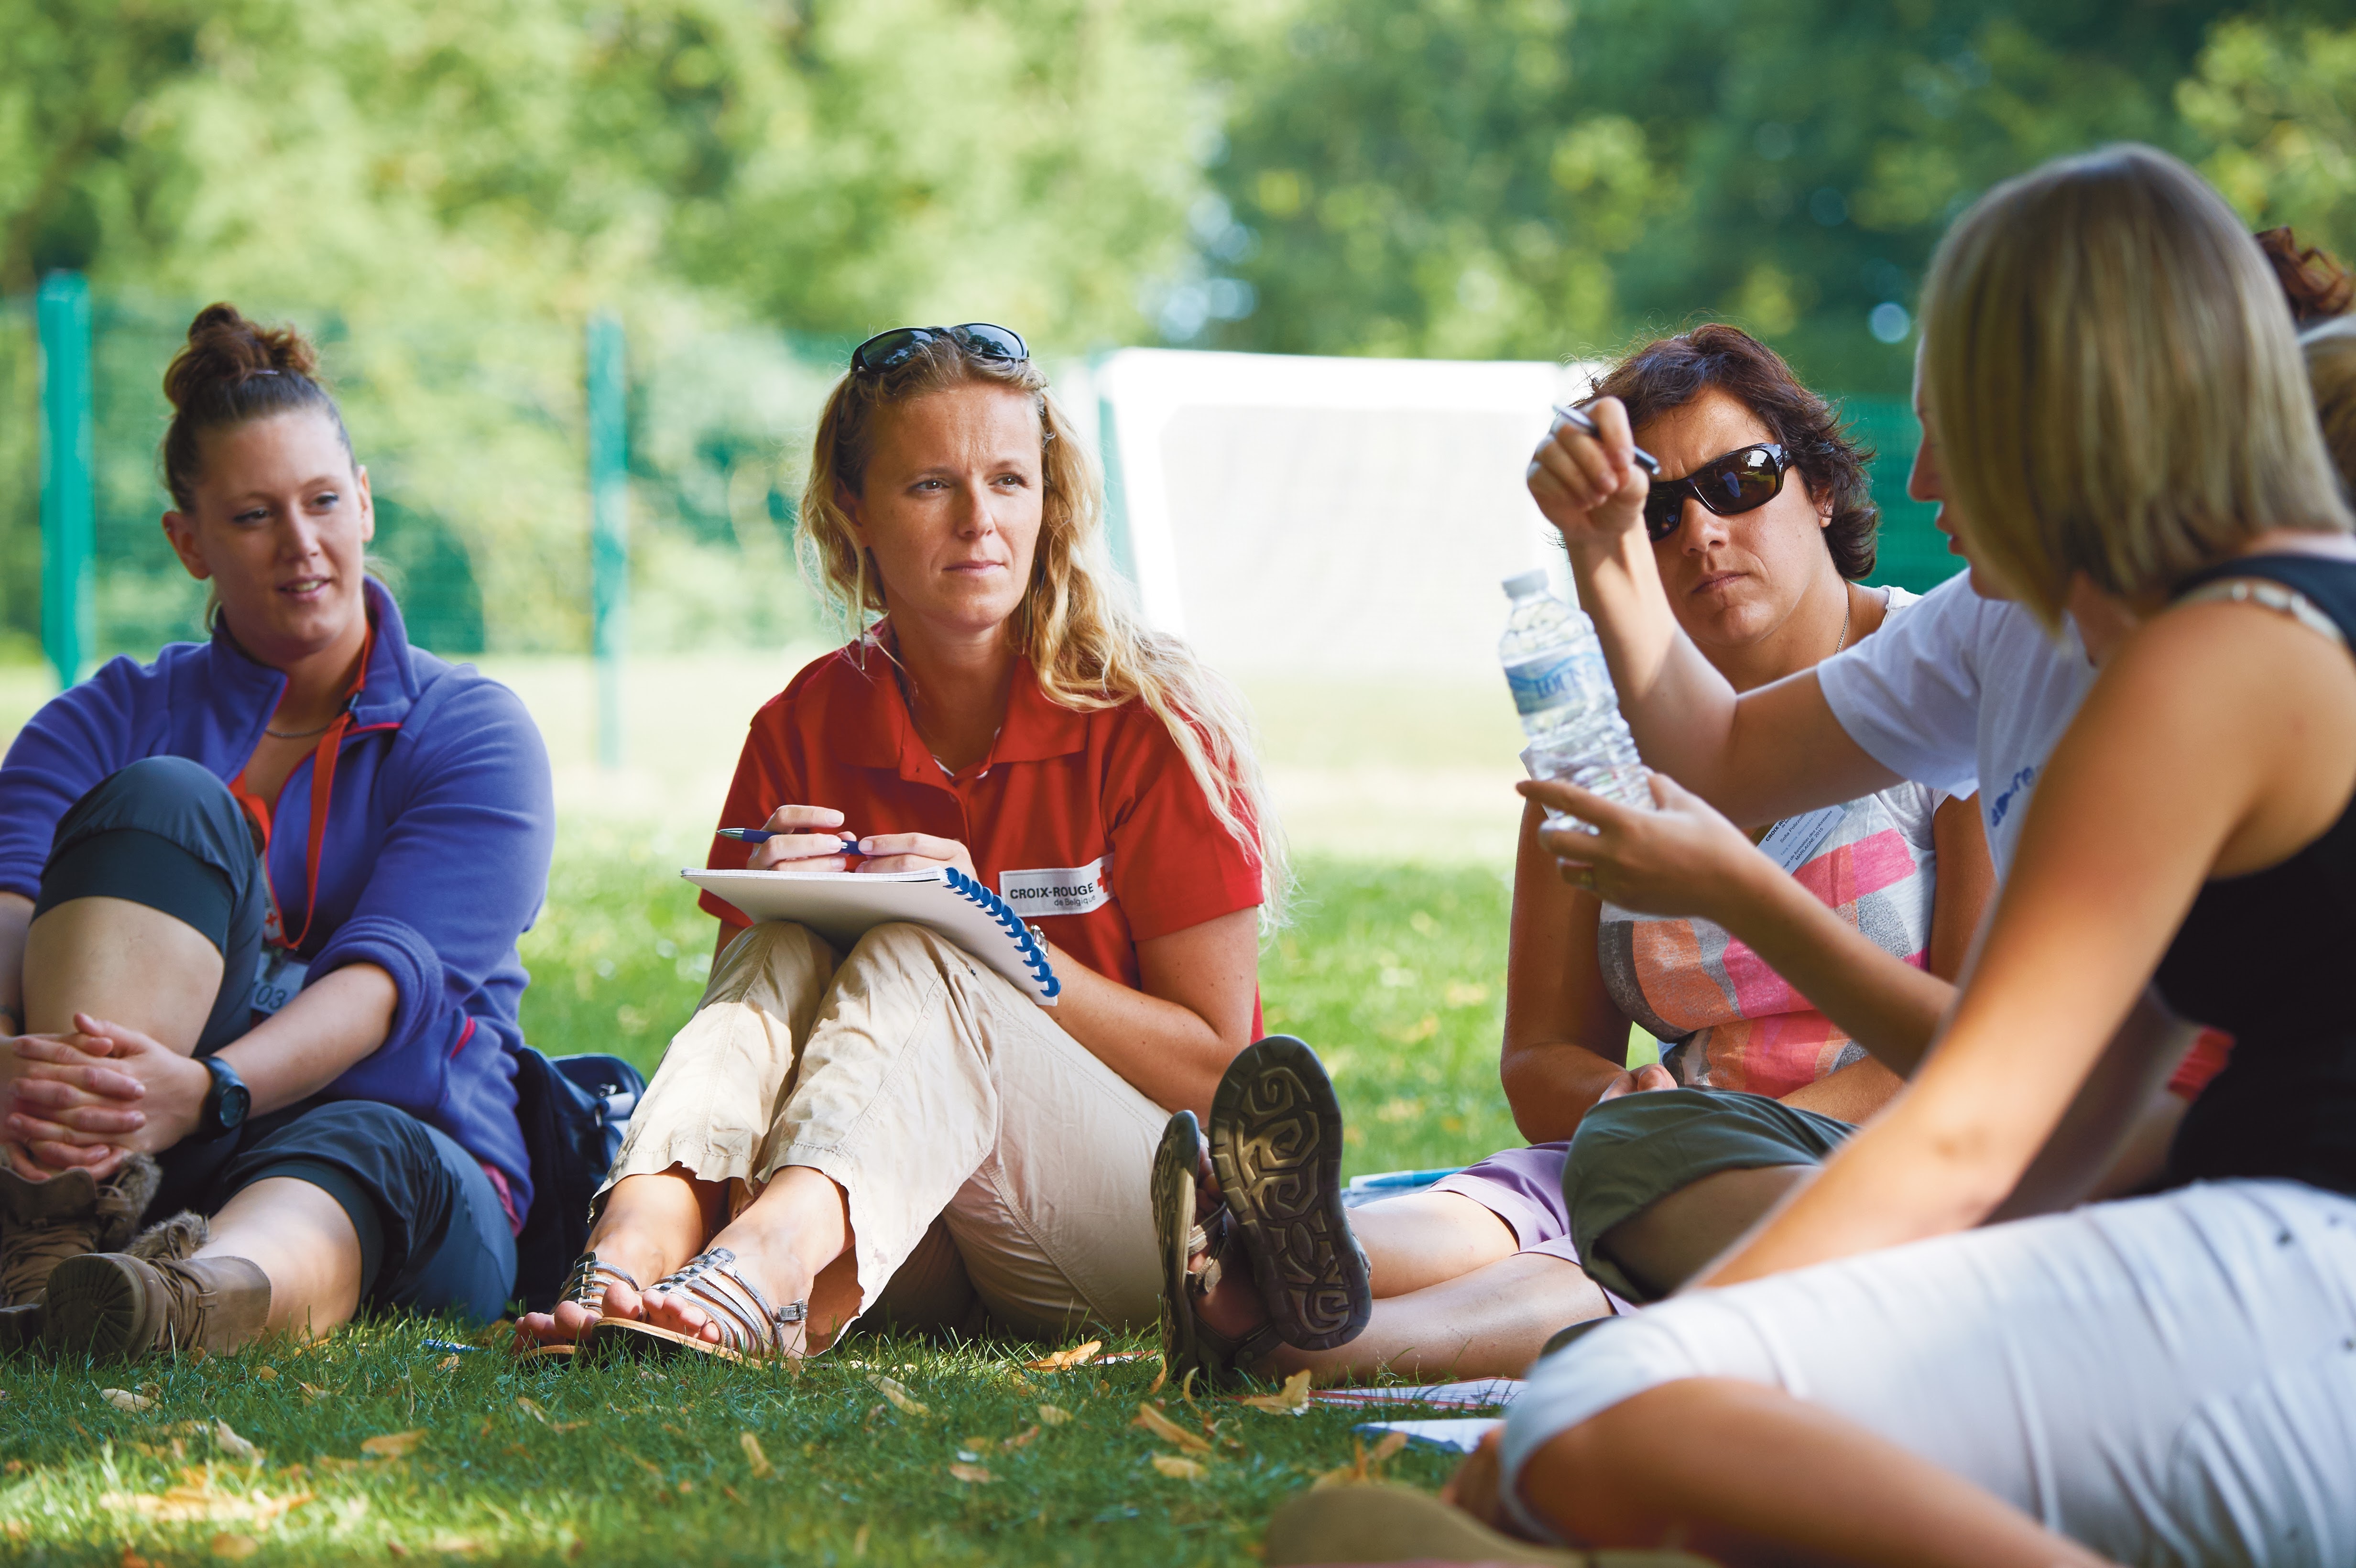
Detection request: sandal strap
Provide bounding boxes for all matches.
[1195,1315,1285,1374]
[560,1254,639,1311]
[651,1247,807,1353]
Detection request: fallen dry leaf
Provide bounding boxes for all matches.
[1133,1404,1211,1454]
[213,1420,260,1462]
[960,1435,996,1455]
[101,1388,154,1413]
[852,1524,870,1557]
[436,1355,460,1373]
[1036,1404,1072,1426]
[867,1375,928,1417]
[1312,1430,1412,1490]
[1023,1339,1102,1372]
[1238,1368,1316,1417]
[211,1533,260,1559]
[740,1431,772,1478]
[516,1397,548,1424]
[253,1366,276,1383]
[946,1462,993,1484]
[360,1429,425,1459]
[1151,1453,1206,1480]
[1000,1425,1041,1450]
[1145,1358,1168,1396]
[99,1481,311,1527]
[425,1537,480,1555]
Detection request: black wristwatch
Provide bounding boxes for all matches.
[198,1055,251,1138]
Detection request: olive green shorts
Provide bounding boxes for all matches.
[1563,1087,1854,1303]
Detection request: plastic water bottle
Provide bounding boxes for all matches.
[1499,570,1651,829]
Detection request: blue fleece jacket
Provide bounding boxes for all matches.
[0,581,554,1212]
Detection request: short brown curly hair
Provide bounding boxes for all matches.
[1590,324,1880,580]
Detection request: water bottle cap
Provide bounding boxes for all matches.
[1501,569,1550,599]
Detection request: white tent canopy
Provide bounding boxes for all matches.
[1076,348,1600,684]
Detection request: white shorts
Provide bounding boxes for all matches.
[1502,1180,2356,1568]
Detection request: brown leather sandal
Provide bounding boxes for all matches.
[518,1254,641,1363]
[1154,1110,1282,1389]
[585,1247,806,1364]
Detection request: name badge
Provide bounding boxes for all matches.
[999,856,1112,917]
[250,949,310,1017]
[1756,805,1846,875]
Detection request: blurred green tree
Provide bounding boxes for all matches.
[2181,15,2356,261]
[1194,0,2356,390]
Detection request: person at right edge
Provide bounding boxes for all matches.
[1447,144,2356,1566]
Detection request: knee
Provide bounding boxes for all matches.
[841,920,961,981]
[49,755,245,863]
[719,919,837,975]
[280,1100,436,1159]
[84,755,238,819]
[1518,1389,1690,1546]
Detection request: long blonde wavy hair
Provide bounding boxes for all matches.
[797,336,1288,922]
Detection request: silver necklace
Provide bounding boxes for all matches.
[1832,588,1853,657]
[264,718,335,740]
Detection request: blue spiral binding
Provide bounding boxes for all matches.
[942,868,1062,1000]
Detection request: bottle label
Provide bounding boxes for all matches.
[1505,654,1578,715]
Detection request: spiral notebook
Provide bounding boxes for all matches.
[683,866,1062,1006]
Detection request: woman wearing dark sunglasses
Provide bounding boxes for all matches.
[1157,327,1999,1386]
[516,323,1283,1361]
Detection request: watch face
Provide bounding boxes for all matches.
[219,1082,251,1129]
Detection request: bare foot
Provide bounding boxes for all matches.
[516,1171,708,1347]
[639,1225,817,1356]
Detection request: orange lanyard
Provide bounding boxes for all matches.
[230,629,373,953]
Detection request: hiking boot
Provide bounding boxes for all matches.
[0,1153,162,1307]
[0,1303,36,1355]
[42,1250,271,1359]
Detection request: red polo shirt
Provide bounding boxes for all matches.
[701,639,1265,1016]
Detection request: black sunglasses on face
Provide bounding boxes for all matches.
[1642,443,1791,544]
[850,323,1029,377]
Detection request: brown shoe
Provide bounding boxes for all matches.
[42,1250,271,1359]
[0,1154,161,1307]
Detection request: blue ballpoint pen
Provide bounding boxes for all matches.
[1551,403,1663,475]
[714,828,863,857]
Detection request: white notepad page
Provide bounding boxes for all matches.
[683,867,1061,1005]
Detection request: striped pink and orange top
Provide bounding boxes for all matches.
[1595,588,1962,1100]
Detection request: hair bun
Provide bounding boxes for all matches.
[2256,228,2354,327]
[163,303,321,413]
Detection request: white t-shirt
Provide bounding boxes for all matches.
[1817,573,2094,877]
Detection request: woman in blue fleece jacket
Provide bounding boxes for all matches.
[0,305,553,1358]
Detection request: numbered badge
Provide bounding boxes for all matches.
[250,948,309,1018]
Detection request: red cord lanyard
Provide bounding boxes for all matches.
[231,629,372,953]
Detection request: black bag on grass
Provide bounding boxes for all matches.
[509,1048,644,1312]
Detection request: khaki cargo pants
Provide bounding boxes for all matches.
[602,920,1168,1338]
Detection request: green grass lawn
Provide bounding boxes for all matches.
[0,849,1559,1565]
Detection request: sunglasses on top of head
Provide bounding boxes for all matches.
[1641,443,1793,544]
[850,323,1030,377]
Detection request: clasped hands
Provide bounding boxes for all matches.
[1,1013,206,1182]
[745,804,977,878]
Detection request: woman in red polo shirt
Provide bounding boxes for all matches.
[519,325,1276,1359]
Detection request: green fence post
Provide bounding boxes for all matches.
[37,272,95,691]
[588,311,628,770]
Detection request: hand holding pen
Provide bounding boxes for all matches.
[1528,396,1663,549]
[720,805,863,871]
[717,805,981,879]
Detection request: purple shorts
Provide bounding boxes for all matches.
[1430,1142,1581,1265]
